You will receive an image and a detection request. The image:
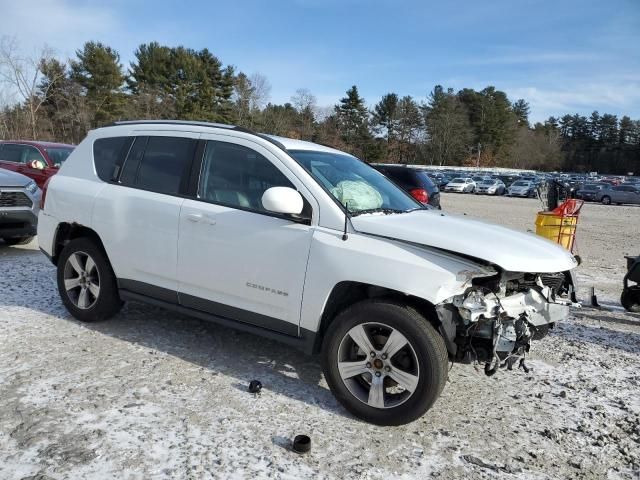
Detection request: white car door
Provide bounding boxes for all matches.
[177,136,317,335]
[92,133,198,296]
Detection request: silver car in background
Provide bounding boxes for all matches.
[0,169,41,245]
[597,185,640,205]
[507,180,536,198]
[444,177,476,193]
[475,179,506,195]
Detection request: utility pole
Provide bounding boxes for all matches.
[476,142,481,168]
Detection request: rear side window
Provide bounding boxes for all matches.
[94,137,130,181]
[135,136,196,194]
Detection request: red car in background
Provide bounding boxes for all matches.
[0,140,75,188]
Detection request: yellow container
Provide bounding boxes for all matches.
[535,212,578,251]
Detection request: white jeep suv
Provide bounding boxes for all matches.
[38,121,578,425]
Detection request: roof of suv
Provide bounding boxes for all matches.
[0,140,75,149]
[107,120,346,156]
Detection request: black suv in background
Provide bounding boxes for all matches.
[372,164,441,209]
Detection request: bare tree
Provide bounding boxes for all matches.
[249,73,271,110]
[0,36,62,139]
[291,88,317,112]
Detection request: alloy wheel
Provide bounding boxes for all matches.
[63,251,101,309]
[337,322,420,409]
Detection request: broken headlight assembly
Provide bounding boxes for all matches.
[443,272,574,377]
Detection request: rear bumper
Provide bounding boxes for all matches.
[0,209,37,238]
[37,211,58,259]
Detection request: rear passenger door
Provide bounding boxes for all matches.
[176,136,316,335]
[92,133,198,298]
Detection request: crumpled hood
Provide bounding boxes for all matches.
[0,169,30,187]
[351,209,578,273]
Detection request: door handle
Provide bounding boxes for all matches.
[186,213,216,225]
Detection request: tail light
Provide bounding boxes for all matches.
[40,177,52,210]
[409,188,429,204]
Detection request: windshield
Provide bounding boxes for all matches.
[512,181,529,187]
[288,150,421,215]
[451,178,465,183]
[582,184,600,190]
[480,180,496,185]
[45,147,73,166]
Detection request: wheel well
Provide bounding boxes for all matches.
[52,223,108,265]
[311,281,441,354]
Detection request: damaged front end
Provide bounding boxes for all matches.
[437,269,576,375]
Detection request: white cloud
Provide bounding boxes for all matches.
[0,0,119,59]
[507,82,640,122]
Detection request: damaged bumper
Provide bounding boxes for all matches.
[436,270,576,372]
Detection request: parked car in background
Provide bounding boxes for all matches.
[474,179,506,195]
[0,140,75,188]
[597,185,640,205]
[506,180,536,198]
[444,177,475,193]
[428,173,451,189]
[372,165,441,208]
[576,183,607,201]
[492,175,519,187]
[0,168,41,245]
[471,176,492,185]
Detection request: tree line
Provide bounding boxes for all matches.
[1,38,639,174]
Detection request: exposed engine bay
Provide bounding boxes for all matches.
[437,269,576,376]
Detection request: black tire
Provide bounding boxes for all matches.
[57,237,122,322]
[3,236,34,246]
[601,195,611,205]
[321,299,449,426]
[621,288,640,313]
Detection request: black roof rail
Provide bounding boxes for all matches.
[108,120,288,151]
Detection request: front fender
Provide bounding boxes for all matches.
[299,228,495,333]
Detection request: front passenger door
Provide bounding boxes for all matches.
[177,138,315,335]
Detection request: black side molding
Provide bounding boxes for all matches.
[117,279,317,355]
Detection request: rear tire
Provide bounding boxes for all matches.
[3,236,34,246]
[321,299,449,426]
[601,196,611,205]
[57,238,122,322]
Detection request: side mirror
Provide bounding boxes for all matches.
[28,160,45,170]
[262,187,304,215]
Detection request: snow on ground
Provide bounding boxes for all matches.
[1,193,639,479]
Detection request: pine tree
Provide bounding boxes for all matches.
[335,85,372,158]
[71,41,126,127]
[512,99,530,127]
[423,86,473,166]
[371,93,399,144]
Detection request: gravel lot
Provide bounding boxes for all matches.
[1,193,639,479]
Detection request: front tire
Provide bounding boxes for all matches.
[57,238,122,322]
[601,196,611,205]
[322,300,449,426]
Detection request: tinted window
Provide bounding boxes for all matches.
[199,141,294,212]
[136,136,195,194]
[0,144,27,163]
[380,168,415,186]
[23,146,45,163]
[45,147,74,166]
[94,137,130,181]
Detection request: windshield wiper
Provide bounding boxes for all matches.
[351,207,406,217]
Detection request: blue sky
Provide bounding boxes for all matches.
[2,0,639,122]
